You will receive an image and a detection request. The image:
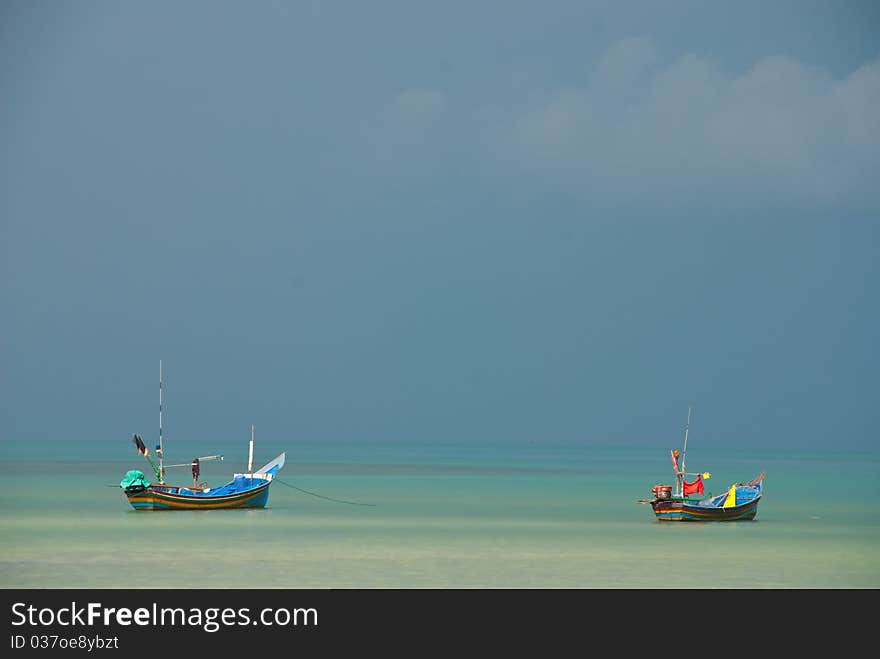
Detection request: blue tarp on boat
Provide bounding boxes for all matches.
[695,483,762,508]
[178,475,268,497]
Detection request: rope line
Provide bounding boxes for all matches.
[275,478,376,506]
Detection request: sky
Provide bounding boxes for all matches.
[1,1,878,451]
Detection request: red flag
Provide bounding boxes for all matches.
[683,475,704,496]
[670,449,680,472]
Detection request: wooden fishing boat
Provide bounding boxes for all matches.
[119,361,285,511]
[640,407,765,522]
[121,449,285,511]
[647,472,765,521]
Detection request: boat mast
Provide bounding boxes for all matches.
[679,405,692,495]
[248,425,254,473]
[159,360,165,483]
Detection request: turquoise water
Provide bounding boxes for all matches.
[1,439,878,588]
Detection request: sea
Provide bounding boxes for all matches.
[1,438,878,589]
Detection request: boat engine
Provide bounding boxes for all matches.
[651,484,672,500]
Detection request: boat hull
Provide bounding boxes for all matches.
[650,496,760,522]
[124,481,272,510]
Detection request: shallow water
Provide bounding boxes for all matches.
[1,439,877,588]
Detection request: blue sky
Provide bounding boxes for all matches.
[2,1,878,450]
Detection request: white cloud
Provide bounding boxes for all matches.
[591,36,659,108]
[833,56,880,150]
[488,40,880,210]
[361,41,879,210]
[363,88,446,165]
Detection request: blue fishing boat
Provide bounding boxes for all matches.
[640,407,765,522]
[119,362,285,511]
[120,446,285,511]
[646,473,765,521]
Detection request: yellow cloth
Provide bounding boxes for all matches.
[723,485,737,508]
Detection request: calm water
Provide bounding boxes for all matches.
[1,439,878,588]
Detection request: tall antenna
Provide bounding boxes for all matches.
[159,360,165,483]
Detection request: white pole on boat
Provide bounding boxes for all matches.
[248,425,255,474]
[159,359,165,483]
[680,405,692,496]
